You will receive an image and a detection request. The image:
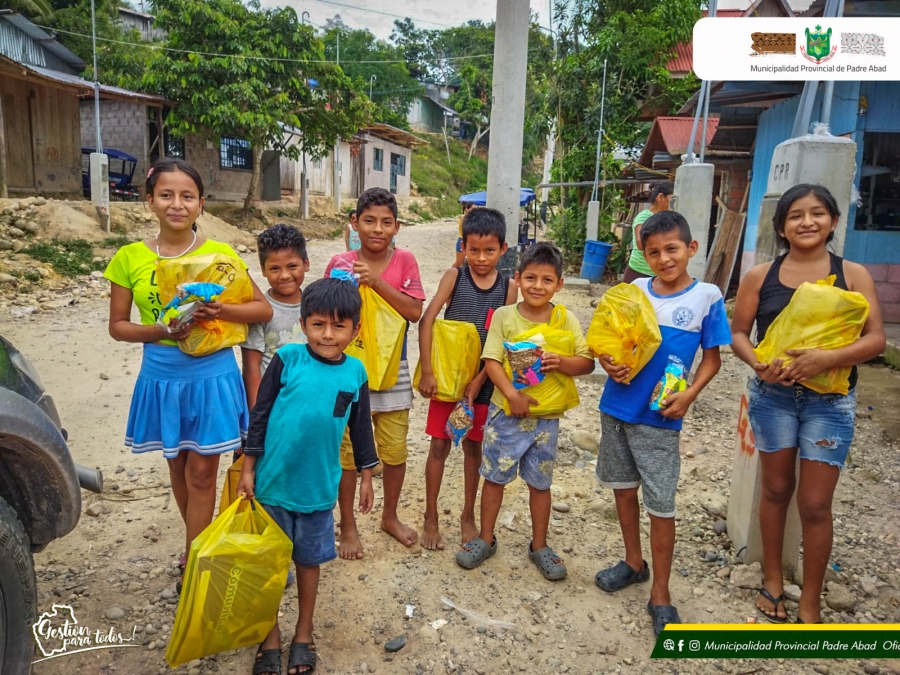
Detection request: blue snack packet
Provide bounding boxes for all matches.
[649,355,688,411]
[446,401,474,447]
[504,341,545,390]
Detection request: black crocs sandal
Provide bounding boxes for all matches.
[756,588,788,624]
[595,560,650,593]
[288,641,317,674]
[253,645,281,675]
[647,601,681,637]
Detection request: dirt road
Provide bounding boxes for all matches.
[5,219,900,675]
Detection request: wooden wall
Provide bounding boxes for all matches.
[0,70,81,193]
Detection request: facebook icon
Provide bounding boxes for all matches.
[678,640,684,652]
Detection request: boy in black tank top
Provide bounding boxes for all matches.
[417,208,518,551]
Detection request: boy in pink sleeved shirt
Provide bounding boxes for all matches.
[324,188,425,559]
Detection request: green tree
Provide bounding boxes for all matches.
[143,0,370,217]
[6,0,55,20]
[546,0,701,262]
[321,26,421,130]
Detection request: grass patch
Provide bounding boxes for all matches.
[102,235,133,248]
[412,135,489,202]
[23,239,103,277]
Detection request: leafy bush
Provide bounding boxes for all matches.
[23,239,103,277]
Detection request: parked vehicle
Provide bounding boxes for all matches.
[458,188,539,248]
[0,335,103,674]
[81,148,141,201]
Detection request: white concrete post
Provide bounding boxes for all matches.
[673,162,715,278]
[585,201,600,242]
[332,144,341,211]
[486,0,530,276]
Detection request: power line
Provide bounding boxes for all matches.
[312,0,457,29]
[38,24,502,65]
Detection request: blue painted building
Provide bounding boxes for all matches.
[740,80,900,322]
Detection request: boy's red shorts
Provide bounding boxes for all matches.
[425,399,490,443]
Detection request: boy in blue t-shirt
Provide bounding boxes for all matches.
[594,211,731,637]
[238,278,378,675]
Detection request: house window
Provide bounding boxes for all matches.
[373,148,383,172]
[856,131,900,232]
[391,152,406,177]
[166,134,185,159]
[312,158,322,169]
[220,137,253,171]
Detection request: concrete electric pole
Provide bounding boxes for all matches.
[486,0,530,276]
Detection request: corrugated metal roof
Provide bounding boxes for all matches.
[362,123,427,149]
[638,116,720,167]
[666,9,745,73]
[1,55,169,104]
[0,11,85,72]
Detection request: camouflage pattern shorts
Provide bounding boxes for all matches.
[480,405,559,490]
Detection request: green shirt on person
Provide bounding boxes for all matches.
[626,209,655,276]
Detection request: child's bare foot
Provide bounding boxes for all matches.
[381,517,418,547]
[422,514,444,551]
[460,514,479,545]
[338,522,364,560]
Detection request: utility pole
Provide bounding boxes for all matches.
[299,10,310,219]
[487,0,530,276]
[369,74,376,100]
[332,29,342,211]
[89,0,109,231]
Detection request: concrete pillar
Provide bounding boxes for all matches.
[673,162,715,278]
[332,143,341,211]
[585,200,600,242]
[300,171,309,220]
[486,0,530,276]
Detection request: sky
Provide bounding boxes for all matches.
[258,0,554,40]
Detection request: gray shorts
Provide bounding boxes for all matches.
[596,412,681,518]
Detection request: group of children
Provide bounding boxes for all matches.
[105,158,886,674]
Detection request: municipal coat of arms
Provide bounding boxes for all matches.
[802,25,836,63]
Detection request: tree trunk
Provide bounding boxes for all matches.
[442,124,452,165]
[243,145,264,220]
[468,125,490,161]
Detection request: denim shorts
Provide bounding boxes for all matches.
[746,377,857,469]
[261,503,336,567]
[480,405,559,490]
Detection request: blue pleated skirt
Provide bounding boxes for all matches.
[125,344,249,459]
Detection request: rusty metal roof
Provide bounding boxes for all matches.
[362,123,427,149]
[638,116,721,168]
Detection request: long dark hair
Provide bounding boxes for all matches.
[144,157,205,232]
[772,183,840,249]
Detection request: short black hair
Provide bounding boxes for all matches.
[300,278,362,325]
[348,209,357,220]
[357,187,398,219]
[257,223,308,267]
[462,207,505,245]
[649,181,674,203]
[640,210,693,247]
[518,241,563,278]
[772,183,840,249]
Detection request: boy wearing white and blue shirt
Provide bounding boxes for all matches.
[593,211,732,638]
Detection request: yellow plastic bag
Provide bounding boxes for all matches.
[586,283,662,382]
[165,498,292,667]
[413,320,482,402]
[502,305,580,416]
[754,275,870,395]
[218,456,244,515]
[156,254,254,357]
[346,285,406,391]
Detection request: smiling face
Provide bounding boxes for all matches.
[301,312,360,361]
[515,263,562,309]
[262,249,309,304]
[779,193,837,250]
[146,169,204,233]
[464,233,506,278]
[356,205,399,254]
[642,230,698,285]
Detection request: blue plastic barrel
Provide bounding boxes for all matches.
[580,240,613,283]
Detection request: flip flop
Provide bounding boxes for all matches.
[253,645,281,675]
[756,588,788,624]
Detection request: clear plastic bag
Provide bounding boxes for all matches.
[156,254,254,357]
[446,400,474,446]
[345,285,406,391]
[649,355,687,411]
[502,305,580,416]
[754,275,869,395]
[413,319,482,402]
[165,498,292,667]
[586,283,662,381]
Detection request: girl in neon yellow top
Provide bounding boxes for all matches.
[104,158,272,593]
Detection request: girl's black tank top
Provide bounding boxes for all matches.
[755,252,856,390]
